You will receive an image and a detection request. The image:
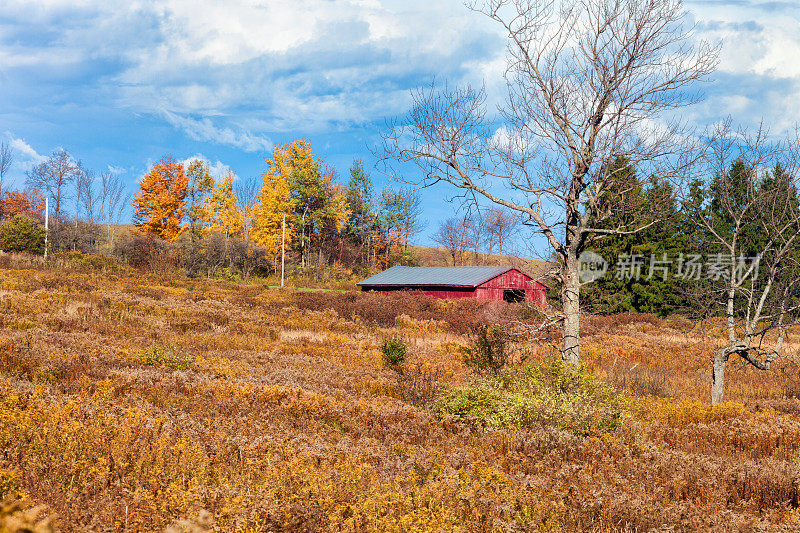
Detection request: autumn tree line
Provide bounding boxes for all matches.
[0,139,423,279]
[0,142,128,256]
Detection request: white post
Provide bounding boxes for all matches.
[44,196,49,260]
[281,213,285,288]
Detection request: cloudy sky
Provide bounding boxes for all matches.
[1,0,799,244]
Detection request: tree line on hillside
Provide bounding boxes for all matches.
[0,142,128,256]
[432,208,520,266]
[0,139,422,279]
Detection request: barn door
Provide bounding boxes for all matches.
[503,289,525,303]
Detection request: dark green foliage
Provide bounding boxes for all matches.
[345,160,375,267]
[581,157,690,316]
[0,215,45,254]
[462,325,508,375]
[381,337,407,370]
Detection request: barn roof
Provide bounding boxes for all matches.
[357,266,529,288]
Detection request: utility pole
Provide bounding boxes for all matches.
[281,213,285,288]
[44,197,49,260]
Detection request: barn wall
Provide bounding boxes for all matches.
[526,285,547,307]
[475,269,533,301]
[421,289,475,299]
[360,268,547,307]
[362,286,476,299]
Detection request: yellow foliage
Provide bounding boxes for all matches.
[203,171,243,238]
[251,144,295,253]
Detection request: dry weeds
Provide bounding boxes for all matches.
[2,262,800,531]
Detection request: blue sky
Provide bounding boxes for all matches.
[1,0,799,248]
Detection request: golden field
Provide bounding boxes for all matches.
[3,255,800,531]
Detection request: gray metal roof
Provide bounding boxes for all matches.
[357,266,523,288]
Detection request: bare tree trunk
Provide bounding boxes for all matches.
[711,349,727,405]
[562,248,581,365]
[708,286,737,404]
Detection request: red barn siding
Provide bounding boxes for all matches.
[361,267,548,307]
[367,286,476,298]
[475,269,530,300]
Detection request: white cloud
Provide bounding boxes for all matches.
[180,154,233,179]
[1,0,501,147]
[163,111,272,153]
[107,165,126,175]
[6,135,47,167]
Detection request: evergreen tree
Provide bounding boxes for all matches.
[582,157,687,316]
[345,160,376,267]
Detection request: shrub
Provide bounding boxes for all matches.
[0,499,55,533]
[136,345,191,370]
[462,325,509,375]
[115,232,180,273]
[0,215,45,254]
[381,337,407,370]
[396,364,441,407]
[61,251,128,273]
[289,290,516,334]
[433,356,626,436]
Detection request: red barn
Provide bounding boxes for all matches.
[357,266,547,307]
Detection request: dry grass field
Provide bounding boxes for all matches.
[3,254,800,531]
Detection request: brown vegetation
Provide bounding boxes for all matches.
[3,255,800,531]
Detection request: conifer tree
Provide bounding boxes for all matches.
[346,160,376,266]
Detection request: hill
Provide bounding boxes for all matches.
[2,259,800,530]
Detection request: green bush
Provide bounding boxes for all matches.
[0,215,45,254]
[137,346,191,370]
[462,324,508,375]
[381,337,407,370]
[432,356,626,437]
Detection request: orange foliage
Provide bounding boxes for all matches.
[5,262,800,531]
[132,156,188,242]
[0,189,45,221]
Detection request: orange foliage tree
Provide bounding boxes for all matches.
[132,156,188,242]
[0,189,45,221]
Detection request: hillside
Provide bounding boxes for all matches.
[2,260,800,531]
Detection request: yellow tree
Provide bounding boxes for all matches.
[185,159,215,241]
[252,150,294,257]
[204,171,243,241]
[132,156,188,241]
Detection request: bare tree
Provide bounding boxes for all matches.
[99,171,129,253]
[433,215,475,266]
[683,121,800,404]
[382,0,717,364]
[480,207,518,262]
[235,175,260,244]
[71,164,100,251]
[0,141,13,198]
[233,175,261,277]
[78,167,97,225]
[26,149,81,249]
